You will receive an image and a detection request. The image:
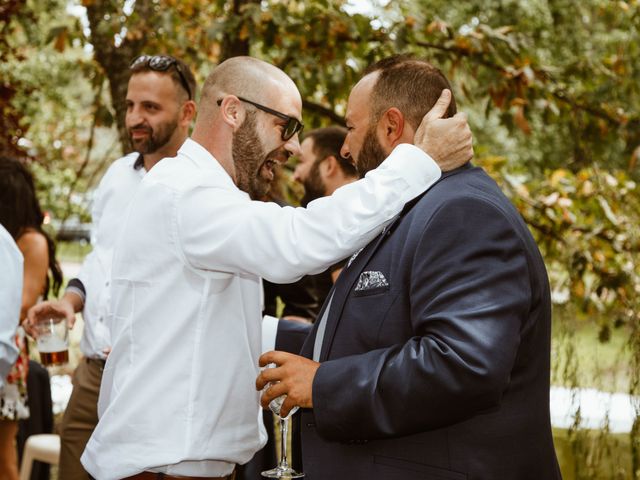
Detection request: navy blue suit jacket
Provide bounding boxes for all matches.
[286,164,561,480]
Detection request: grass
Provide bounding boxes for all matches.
[551,309,632,393]
[56,240,92,264]
[553,428,633,480]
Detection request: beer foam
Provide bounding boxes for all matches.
[37,336,68,353]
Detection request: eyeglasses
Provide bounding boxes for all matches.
[130,55,192,100]
[216,97,304,141]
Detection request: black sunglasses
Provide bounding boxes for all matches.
[216,97,304,141]
[130,55,192,100]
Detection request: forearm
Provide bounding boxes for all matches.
[181,145,441,283]
[64,278,86,313]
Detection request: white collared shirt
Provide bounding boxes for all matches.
[0,224,22,387]
[81,138,441,479]
[76,153,145,359]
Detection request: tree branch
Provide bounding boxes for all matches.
[302,100,345,126]
[414,40,625,127]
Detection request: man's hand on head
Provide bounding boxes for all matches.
[414,89,474,172]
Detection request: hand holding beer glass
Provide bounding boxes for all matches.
[26,298,75,366]
[35,313,69,366]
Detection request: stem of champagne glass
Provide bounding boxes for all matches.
[279,417,289,468]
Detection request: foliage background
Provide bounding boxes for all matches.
[1,0,638,477]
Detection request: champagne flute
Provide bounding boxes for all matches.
[261,366,304,478]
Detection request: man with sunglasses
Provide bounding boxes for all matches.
[26,54,196,480]
[81,55,473,480]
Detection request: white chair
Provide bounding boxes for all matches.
[19,433,60,480]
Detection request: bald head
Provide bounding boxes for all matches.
[198,56,299,120]
[191,56,303,200]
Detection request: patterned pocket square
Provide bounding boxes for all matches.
[355,271,389,291]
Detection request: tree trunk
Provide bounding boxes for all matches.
[85,0,152,152]
[220,0,259,61]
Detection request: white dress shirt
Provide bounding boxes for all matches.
[0,224,22,387]
[75,153,145,359]
[81,138,441,479]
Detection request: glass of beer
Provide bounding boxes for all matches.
[35,314,69,366]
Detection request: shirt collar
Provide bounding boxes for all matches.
[133,154,144,170]
[178,138,243,194]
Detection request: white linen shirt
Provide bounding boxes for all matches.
[81,138,441,479]
[76,153,145,359]
[0,224,22,387]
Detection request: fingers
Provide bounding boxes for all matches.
[25,302,52,337]
[256,364,281,390]
[258,350,291,368]
[26,302,49,324]
[260,381,288,409]
[279,396,297,418]
[452,111,467,121]
[423,89,451,123]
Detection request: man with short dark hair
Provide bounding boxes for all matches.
[259,55,562,480]
[26,54,196,479]
[294,126,357,207]
[81,55,473,479]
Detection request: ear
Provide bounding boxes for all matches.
[320,155,339,178]
[218,96,245,130]
[180,100,197,126]
[376,107,405,149]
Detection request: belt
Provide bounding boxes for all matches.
[85,357,106,366]
[85,356,106,372]
[124,471,235,480]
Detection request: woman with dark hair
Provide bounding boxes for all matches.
[0,156,62,480]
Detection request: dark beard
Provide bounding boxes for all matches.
[231,113,270,200]
[128,117,178,154]
[300,159,327,207]
[357,126,387,178]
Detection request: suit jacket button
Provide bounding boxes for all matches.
[306,422,315,427]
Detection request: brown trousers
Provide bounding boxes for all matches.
[58,357,103,480]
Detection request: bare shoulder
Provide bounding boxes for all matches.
[17,229,49,261]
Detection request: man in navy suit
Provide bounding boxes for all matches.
[257,55,562,480]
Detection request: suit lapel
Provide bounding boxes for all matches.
[302,163,473,361]
[316,213,404,362]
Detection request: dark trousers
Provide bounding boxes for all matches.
[58,357,103,480]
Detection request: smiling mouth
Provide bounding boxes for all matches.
[130,132,150,140]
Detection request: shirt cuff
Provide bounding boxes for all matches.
[384,143,441,193]
[261,315,279,354]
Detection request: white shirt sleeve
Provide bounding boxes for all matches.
[261,315,279,354]
[0,226,22,387]
[75,162,112,290]
[178,144,440,283]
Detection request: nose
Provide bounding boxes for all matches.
[292,164,303,183]
[340,141,351,160]
[126,105,143,127]
[285,134,302,157]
